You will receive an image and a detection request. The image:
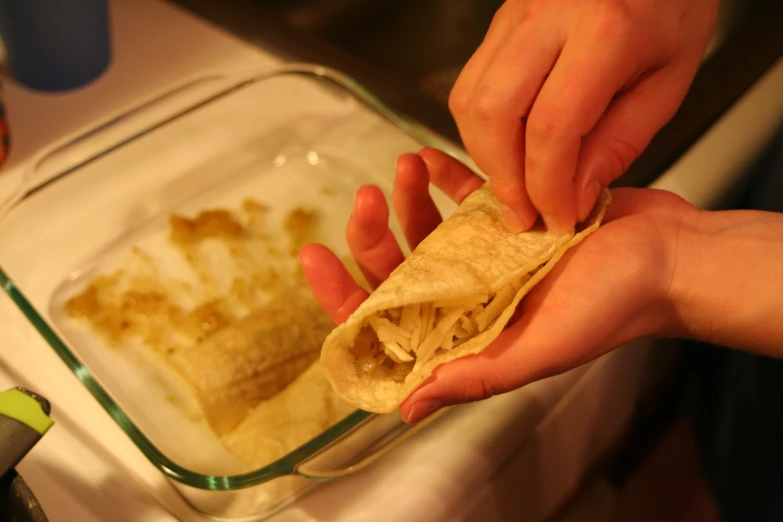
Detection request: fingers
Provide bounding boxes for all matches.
[524,23,640,232]
[418,148,485,203]
[300,244,369,325]
[452,19,564,231]
[573,67,693,220]
[346,185,405,288]
[343,150,483,293]
[392,154,443,250]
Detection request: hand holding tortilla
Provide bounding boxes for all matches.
[448,0,718,232]
[302,149,686,421]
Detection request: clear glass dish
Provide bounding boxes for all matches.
[0,63,463,520]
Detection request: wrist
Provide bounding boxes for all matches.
[660,206,708,340]
[663,206,783,354]
[607,191,702,345]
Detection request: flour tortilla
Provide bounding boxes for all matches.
[221,361,356,467]
[169,289,331,435]
[221,361,355,507]
[320,183,612,413]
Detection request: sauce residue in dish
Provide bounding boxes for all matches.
[65,199,326,355]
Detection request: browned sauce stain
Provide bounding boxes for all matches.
[170,209,245,245]
[283,206,321,256]
[65,198,328,358]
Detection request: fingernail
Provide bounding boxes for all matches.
[581,181,602,220]
[404,398,443,424]
[501,205,527,233]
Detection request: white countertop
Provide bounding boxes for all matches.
[1,1,783,521]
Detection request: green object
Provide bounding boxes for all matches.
[0,390,53,435]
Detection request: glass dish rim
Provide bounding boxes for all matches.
[0,63,466,491]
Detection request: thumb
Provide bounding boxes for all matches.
[575,67,691,221]
[400,277,608,424]
[399,306,592,424]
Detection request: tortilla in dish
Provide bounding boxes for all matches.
[169,289,332,435]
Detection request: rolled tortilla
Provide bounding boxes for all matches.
[321,183,612,413]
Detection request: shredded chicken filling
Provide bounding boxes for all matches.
[351,269,542,380]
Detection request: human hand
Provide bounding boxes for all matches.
[449,0,718,232]
[301,148,696,423]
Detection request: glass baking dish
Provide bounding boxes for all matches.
[0,64,465,520]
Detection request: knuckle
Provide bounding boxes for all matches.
[448,84,470,117]
[591,1,634,40]
[505,0,539,18]
[490,2,509,25]
[500,0,540,27]
[471,84,507,121]
[522,0,547,17]
[526,111,568,144]
[604,136,642,175]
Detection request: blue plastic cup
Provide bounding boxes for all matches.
[0,0,112,92]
